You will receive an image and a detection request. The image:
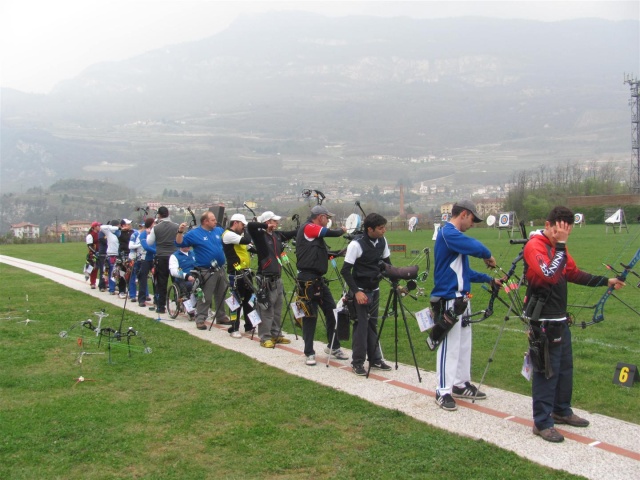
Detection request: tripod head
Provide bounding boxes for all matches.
[380,275,420,300]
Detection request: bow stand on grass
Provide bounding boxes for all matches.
[59,310,152,364]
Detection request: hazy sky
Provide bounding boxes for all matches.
[1,0,638,94]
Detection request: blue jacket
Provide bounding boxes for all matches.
[431,222,492,300]
[170,249,196,278]
[139,230,156,261]
[175,226,226,268]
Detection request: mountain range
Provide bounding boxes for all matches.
[1,12,638,197]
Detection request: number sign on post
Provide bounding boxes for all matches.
[612,362,639,387]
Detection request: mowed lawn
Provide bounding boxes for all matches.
[0,223,637,479]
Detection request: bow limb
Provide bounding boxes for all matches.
[463,247,526,326]
[243,203,258,221]
[580,247,640,328]
[461,280,502,326]
[291,213,300,229]
[186,207,197,231]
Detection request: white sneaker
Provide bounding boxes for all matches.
[323,347,349,360]
[230,331,242,339]
[118,292,127,299]
[305,355,316,366]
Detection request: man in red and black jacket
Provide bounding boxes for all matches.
[524,206,624,443]
[295,205,347,366]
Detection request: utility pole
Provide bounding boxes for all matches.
[624,73,639,193]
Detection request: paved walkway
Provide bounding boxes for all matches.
[2,254,639,480]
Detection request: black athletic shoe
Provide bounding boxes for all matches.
[156,308,166,314]
[452,382,486,400]
[371,361,392,371]
[352,364,367,376]
[435,393,457,411]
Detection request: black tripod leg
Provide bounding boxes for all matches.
[393,292,399,366]
[396,294,422,382]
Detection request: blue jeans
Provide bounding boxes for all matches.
[106,256,117,293]
[128,260,141,299]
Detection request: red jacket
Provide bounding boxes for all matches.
[524,230,607,320]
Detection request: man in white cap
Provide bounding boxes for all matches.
[222,213,254,338]
[247,211,298,348]
[295,205,348,366]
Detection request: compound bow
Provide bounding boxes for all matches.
[301,189,326,205]
[575,247,640,328]
[186,207,197,231]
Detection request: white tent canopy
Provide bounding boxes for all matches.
[605,209,622,224]
[604,208,628,233]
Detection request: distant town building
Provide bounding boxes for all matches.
[66,220,93,236]
[10,222,40,239]
[440,202,454,215]
[476,198,505,218]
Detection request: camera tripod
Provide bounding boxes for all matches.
[367,278,422,382]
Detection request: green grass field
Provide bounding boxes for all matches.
[0,254,585,479]
[0,224,638,478]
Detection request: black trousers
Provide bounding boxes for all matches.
[155,255,171,310]
[298,273,338,356]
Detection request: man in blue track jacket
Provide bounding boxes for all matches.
[431,200,497,411]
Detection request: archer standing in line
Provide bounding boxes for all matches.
[147,207,179,314]
[85,221,100,289]
[524,206,624,443]
[100,220,122,296]
[431,200,497,411]
[247,211,298,348]
[117,219,133,299]
[340,213,392,376]
[222,213,255,338]
[295,205,348,366]
[176,211,228,330]
[137,218,156,307]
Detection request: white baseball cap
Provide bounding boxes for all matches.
[230,213,248,225]
[258,211,282,223]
